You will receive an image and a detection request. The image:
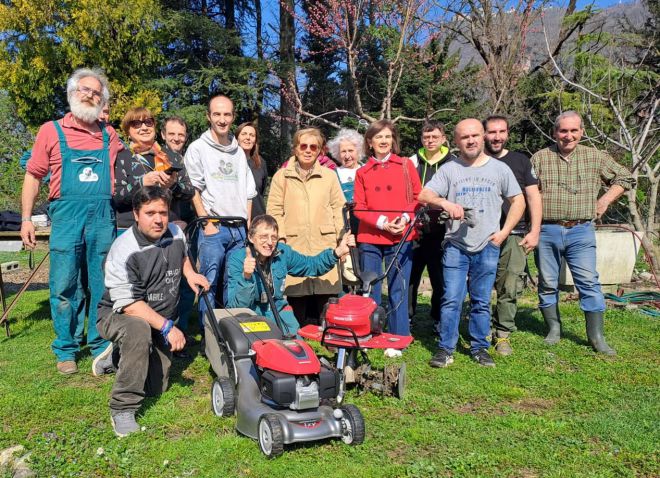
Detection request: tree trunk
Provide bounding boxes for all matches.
[626,187,660,273]
[254,0,263,121]
[279,0,296,158]
[224,0,236,30]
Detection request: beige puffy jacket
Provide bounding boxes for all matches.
[266,159,346,296]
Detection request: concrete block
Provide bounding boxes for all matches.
[560,229,643,286]
[1,261,19,273]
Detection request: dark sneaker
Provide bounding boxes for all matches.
[111,411,140,437]
[471,349,496,367]
[429,349,454,368]
[92,344,116,377]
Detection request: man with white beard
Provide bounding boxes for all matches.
[20,68,123,375]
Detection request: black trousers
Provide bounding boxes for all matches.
[288,294,335,327]
[408,232,444,321]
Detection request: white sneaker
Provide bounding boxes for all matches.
[384,348,402,358]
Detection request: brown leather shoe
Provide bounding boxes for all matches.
[56,361,78,375]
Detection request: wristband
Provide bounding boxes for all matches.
[332,248,340,260]
[21,217,32,222]
[160,319,174,343]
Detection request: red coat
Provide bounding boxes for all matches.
[353,154,421,245]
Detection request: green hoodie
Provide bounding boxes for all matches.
[416,145,451,185]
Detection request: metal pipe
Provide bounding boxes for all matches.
[0,251,50,337]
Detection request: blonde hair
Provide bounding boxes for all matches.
[292,127,325,155]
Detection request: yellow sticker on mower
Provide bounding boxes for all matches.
[240,321,271,333]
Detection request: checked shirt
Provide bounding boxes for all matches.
[531,144,634,221]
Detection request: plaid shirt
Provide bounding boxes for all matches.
[531,144,634,221]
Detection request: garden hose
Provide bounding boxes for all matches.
[604,291,660,318]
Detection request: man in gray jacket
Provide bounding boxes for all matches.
[184,94,257,321]
[98,186,209,436]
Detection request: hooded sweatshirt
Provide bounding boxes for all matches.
[184,130,257,219]
[410,145,455,237]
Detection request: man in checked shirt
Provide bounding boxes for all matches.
[531,111,634,355]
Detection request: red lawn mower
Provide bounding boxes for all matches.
[186,217,365,458]
[299,206,431,401]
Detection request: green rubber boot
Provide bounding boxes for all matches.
[541,305,561,345]
[585,311,616,355]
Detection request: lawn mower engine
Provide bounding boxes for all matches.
[322,295,387,341]
[252,339,339,410]
[299,294,410,400]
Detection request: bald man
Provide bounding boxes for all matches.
[419,119,525,368]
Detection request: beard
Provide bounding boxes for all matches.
[484,141,502,155]
[69,96,102,123]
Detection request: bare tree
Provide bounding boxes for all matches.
[279,0,297,146]
[278,0,440,128]
[433,0,548,114]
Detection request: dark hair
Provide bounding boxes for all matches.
[421,120,446,135]
[483,115,509,131]
[161,116,188,135]
[207,94,234,113]
[236,122,261,168]
[248,214,279,237]
[132,186,172,211]
[364,120,400,156]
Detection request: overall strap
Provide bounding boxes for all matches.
[101,125,109,149]
[52,121,68,148]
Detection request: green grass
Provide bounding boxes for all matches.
[0,286,658,477]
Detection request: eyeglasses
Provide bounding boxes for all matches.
[255,233,278,243]
[298,143,319,152]
[77,86,102,99]
[129,118,155,129]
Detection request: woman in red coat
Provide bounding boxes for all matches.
[353,120,421,353]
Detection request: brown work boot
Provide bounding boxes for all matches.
[494,331,513,356]
[57,360,78,375]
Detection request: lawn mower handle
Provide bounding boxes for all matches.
[182,216,248,385]
[342,203,362,280]
[349,206,430,293]
[248,242,297,339]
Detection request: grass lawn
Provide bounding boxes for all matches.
[0,274,658,477]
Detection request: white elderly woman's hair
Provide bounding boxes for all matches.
[327,128,365,164]
[66,67,111,105]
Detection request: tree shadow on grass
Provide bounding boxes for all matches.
[0,295,51,342]
[412,300,475,356]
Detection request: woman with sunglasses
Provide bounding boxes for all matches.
[353,120,422,356]
[114,107,194,233]
[267,127,346,326]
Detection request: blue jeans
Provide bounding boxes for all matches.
[197,225,246,327]
[438,242,500,354]
[536,222,605,312]
[359,241,413,337]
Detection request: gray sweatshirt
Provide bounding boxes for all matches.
[184,130,257,219]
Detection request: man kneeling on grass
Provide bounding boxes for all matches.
[97,186,209,437]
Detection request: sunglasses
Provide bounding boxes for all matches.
[299,143,319,152]
[129,118,155,129]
